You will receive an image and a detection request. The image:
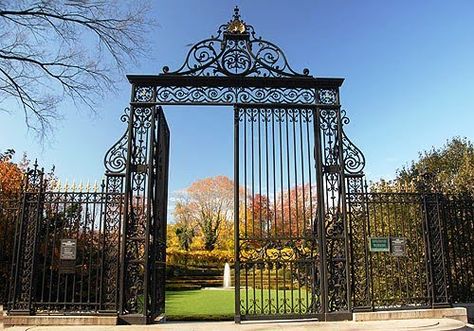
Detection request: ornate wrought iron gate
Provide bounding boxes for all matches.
[106,105,170,324]
[234,105,321,320]
[109,6,359,323]
[8,106,169,323]
[6,6,471,325]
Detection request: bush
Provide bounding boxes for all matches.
[167,248,234,268]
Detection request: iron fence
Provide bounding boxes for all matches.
[443,196,474,303]
[0,195,20,304]
[7,168,124,314]
[347,178,474,311]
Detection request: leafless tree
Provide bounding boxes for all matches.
[0,0,154,139]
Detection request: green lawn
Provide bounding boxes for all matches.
[165,289,234,320]
[165,288,312,320]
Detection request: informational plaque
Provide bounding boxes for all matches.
[390,237,407,257]
[60,239,77,260]
[59,239,76,274]
[369,237,390,252]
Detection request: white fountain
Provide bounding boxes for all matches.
[223,262,231,288]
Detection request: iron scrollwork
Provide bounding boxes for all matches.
[104,108,131,174]
[154,86,316,105]
[162,7,309,78]
[341,110,365,175]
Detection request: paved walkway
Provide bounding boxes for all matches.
[2,319,473,331]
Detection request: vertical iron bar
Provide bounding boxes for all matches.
[234,105,241,323]
[314,106,327,317]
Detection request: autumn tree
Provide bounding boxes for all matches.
[0,1,154,138]
[0,149,27,195]
[276,184,318,237]
[186,176,234,251]
[246,194,273,238]
[386,137,474,196]
[0,149,27,303]
[173,199,195,251]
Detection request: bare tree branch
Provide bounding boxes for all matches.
[0,0,154,141]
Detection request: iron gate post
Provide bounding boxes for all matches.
[233,105,241,323]
[335,102,352,314]
[313,104,328,317]
[315,89,353,320]
[8,164,45,315]
[119,84,169,324]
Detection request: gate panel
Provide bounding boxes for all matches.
[34,186,112,313]
[149,107,170,320]
[8,168,124,314]
[234,105,322,321]
[119,103,169,323]
[444,196,474,303]
[347,190,433,310]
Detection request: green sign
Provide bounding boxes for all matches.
[369,237,390,252]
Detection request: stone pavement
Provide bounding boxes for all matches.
[2,319,474,331]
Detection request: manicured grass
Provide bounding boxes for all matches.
[165,289,234,320]
[165,288,311,320]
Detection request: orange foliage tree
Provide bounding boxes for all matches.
[0,150,26,196]
[0,150,28,303]
[244,184,317,239]
[180,175,234,251]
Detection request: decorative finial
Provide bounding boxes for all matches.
[233,6,240,20]
[228,6,246,34]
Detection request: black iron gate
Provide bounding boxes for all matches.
[7,106,169,323]
[234,105,321,321]
[5,6,472,325]
[346,177,457,311]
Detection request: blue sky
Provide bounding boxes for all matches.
[1,1,474,206]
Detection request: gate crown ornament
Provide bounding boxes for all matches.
[162,6,310,77]
[227,6,246,34]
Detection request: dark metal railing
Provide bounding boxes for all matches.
[443,196,474,303]
[347,180,474,311]
[0,196,21,304]
[7,166,124,315]
[234,105,321,321]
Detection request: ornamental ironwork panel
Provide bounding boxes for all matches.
[347,192,431,310]
[7,167,125,314]
[153,86,316,106]
[317,107,351,313]
[161,6,310,78]
[422,194,450,307]
[234,105,322,321]
[443,196,474,303]
[346,175,371,311]
[101,174,125,312]
[119,105,169,324]
[9,164,44,313]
